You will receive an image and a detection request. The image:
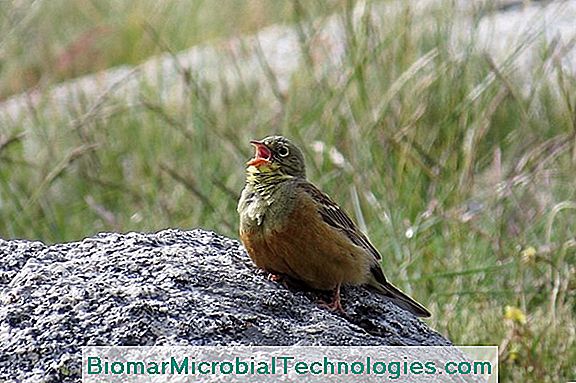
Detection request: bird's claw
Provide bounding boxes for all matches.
[267,273,284,282]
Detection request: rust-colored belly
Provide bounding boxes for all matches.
[240,193,371,291]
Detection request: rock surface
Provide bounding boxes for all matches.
[0,229,449,382]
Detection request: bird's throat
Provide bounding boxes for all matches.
[246,165,292,202]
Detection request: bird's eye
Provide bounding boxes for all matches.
[277,145,289,157]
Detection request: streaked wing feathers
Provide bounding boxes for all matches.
[297,180,382,261]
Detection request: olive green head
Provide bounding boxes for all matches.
[247,136,306,178]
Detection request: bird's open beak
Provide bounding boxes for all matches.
[247,140,272,167]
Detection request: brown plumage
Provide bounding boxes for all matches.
[237,136,431,317]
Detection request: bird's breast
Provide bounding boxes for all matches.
[244,196,267,227]
[239,184,371,291]
[239,182,296,231]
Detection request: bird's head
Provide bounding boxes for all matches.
[246,136,306,179]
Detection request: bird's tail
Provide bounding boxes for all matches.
[369,266,431,318]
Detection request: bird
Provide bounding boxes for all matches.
[237,135,431,317]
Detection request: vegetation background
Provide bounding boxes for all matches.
[0,1,574,381]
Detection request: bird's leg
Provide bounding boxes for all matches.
[267,273,284,283]
[319,283,346,314]
[266,272,295,289]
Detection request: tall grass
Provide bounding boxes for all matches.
[0,1,574,381]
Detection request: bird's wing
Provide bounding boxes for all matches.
[296,180,382,261]
[295,180,431,317]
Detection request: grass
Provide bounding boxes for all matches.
[0,0,575,381]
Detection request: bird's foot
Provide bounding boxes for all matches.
[267,273,296,289]
[267,273,284,283]
[318,298,345,314]
[318,284,347,315]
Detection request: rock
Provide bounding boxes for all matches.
[0,229,449,382]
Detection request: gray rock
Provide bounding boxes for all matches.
[0,229,449,382]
